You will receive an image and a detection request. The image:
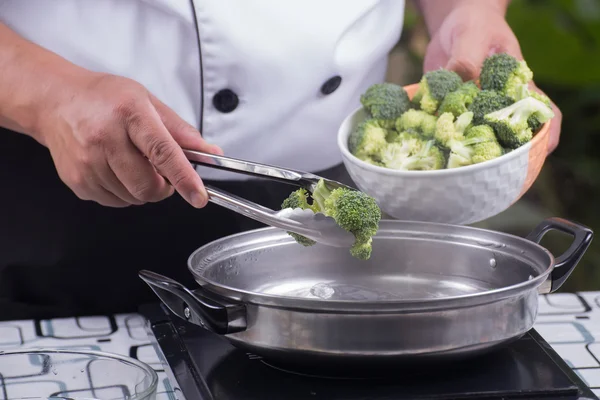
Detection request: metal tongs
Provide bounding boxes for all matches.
[183,149,356,248]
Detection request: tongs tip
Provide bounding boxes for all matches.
[277,207,355,248]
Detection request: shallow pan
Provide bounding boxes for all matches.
[140,217,593,370]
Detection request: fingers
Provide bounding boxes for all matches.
[442,16,523,81]
[65,169,132,208]
[124,101,209,208]
[444,27,490,81]
[423,35,448,73]
[150,95,223,155]
[104,135,175,203]
[47,74,215,209]
[446,34,522,80]
[94,160,145,205]
[49,145,133,208]
[92,186,132,208]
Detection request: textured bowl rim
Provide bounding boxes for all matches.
[337,84,551,177]
[0,348,159,399]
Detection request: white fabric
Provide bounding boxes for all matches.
[0,0,405,180]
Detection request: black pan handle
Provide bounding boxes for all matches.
[526,217,593,293]
[138,270,247,334]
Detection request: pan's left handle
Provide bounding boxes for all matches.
[526,218,594,293]
[139,270,246,334]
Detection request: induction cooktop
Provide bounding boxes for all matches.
[140,303,598,400]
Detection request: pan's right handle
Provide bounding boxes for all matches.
[139,270,246,334]
[526,218,594,293]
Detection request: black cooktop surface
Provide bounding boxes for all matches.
[140,303,598,400]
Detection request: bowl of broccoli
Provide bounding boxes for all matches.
[337,53,555,225]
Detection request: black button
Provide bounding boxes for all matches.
[213,89,239,113]
[321,76,342,95]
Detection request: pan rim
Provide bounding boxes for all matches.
[187,220,555,313]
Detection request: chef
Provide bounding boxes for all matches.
[0,0,561,320]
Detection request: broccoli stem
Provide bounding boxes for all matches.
[311,180,331,213]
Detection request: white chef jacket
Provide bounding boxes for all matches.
[0,0,405,181]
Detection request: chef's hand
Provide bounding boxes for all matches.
[38,73,222,208]
[418,0,562,154]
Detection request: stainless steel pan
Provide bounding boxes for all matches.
[139,217,593,371]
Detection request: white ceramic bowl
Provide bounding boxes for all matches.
[337,84,552,225]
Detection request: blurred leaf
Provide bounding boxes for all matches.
[574,0,600,21]
[506,0,600,86]
[403,0,421,30]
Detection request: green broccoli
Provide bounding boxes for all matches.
[380,137,445,171]
[396,129,423,142]
[385,129,400,143]
[446,125,504,169]
[351,54,554,172]
[360,156,385,167]
[380,138,421,170]
[360,83,411,122]
[437,81,480,117]
[434,111,474,148]
[374,119,397,130]
[527,91,553,133]
[280,188,317,247]
[385,128,419,145]
[479,53,533,101]
[484,96,555,149]
[468,90,515,125]
[412,69,463,114]
[395,109,438,139]
[311,180,382,260]
[348,119,388,160]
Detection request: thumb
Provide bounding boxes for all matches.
[444,21,523,81]
[444,33,492,81]
[423,34,449,73]
[150,95,224,156]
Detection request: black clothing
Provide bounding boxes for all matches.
[0,127,353,320]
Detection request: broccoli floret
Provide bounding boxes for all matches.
[385,129,400,143]
[348,119,388,160]
[381,138,445,171]
[454,111,474,133]
[282,187,316,212]
[527,89,551,106]
[420,116,438,139]
[311,180,382,260]
[358,156,385,167]
[412,69,463,114]
[396,129,422,142]
[438,81,480,117]
[411,140,446,170]
[527,91,553,133]
[281,188,317,247]
[527,116,542,134]
[434,113,461,147]
[374,119,397,130]
[360,83,411,121]
[348,239,374,260]
[434,111,474,148]
[484,97,555,149]
[480,53,533,101]
[468,90,515,125]
[380,138,421,169]
[395,109,438,139]
[446,125,504,168]
[385,128,420,144]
